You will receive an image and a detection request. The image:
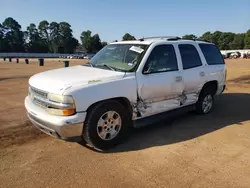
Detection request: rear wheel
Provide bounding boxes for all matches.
[195,89,214,114]
[83,100,130,151]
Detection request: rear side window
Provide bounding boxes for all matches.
[178,44,202,70]
[199,43,225,65]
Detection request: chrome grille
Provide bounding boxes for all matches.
[30,86,48,99]
[29,86,48,108]
[33,98,47,109]
[29,86,73,110]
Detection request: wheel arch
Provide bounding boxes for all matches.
[85,97,134,120]
[201,80,218,96]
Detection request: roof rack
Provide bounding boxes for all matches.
[139,36,181,41]
[183,38,212,43]
[194,39,212,43]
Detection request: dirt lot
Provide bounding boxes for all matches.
[0,58,250,188]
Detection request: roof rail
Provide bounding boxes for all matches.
[194,38,212,43]
[139,36,181,41]
[183,38,212,43]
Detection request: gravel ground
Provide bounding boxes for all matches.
[0,59,250,188]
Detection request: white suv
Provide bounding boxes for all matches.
[25,36,226,150]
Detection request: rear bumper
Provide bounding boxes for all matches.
[25,96,86,141]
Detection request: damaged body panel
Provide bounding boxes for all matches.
[133,89,202,119]
[135,69,184,118]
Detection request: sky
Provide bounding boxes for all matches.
[1,0,250,42]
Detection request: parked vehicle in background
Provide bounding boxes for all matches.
[25,36,226,151]
[65,54,86,59]
[78,54,86,59]
[229,52,241,59]
[84,54,95,59]
[243,52,250,59]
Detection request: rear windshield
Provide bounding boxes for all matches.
[199,43,225,65]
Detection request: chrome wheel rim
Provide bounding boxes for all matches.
[202,94,213,113]
[97,111,122,140]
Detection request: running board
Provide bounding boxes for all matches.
[133,105,195,128]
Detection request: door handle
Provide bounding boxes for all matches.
[200,72,205,77]
[175,76,182,82]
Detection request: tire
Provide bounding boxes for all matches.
[195,88,214,114]
[83,100,131,151]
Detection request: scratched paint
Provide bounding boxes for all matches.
[131,89,201,119]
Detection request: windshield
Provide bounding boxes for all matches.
[88,43,148,72]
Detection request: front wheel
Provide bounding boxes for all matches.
[83,100,130,151]
[195,90,214,114]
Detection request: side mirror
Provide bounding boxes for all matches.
[142,65,151,74]
[142,61,154,74]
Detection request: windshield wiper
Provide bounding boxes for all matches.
[102,64,116,71]
[95,64,117,71]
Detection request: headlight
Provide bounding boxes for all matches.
[47,93,74,104]
[47,93,76,116]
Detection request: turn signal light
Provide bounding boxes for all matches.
[62,109,76,116]
[47,108,76,116]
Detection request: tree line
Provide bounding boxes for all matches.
[182,30,250,50]
[0,17,249,54]
[0,17,79,53]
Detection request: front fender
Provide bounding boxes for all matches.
[65,76,137,112]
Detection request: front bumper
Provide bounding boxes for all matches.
[25,96,86,141]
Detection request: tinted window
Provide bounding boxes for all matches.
[143,45,178,74]
[179,44,202,70]
[199,43,225,65]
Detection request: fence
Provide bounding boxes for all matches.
[0,53,74,58]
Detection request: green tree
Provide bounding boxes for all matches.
[218,32,235,50]
[182,34,197,40]
[200,31,222,46]
[61,22,78,53]
[37,21,78,53]
[122,33,136,41]
[38,20,50,51]
[81,30,92,52]
[244,29,250,49]
[200,31,244,50]
[38,20,49,40]
[2,17,247,53]
[230,33,245,50]
[26,23,49,52]
[49,22,60,52]
[80,30,102,53]
[91,34,102,52]
[200,32,213,42]
[0,23,6,51]
[211,31,222,46]
[57,22,78,53]
[2,17,25,52]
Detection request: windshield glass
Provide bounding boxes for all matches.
[88,43,148,72]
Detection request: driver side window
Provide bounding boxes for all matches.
[143,44,178,74]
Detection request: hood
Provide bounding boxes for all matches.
[29,65,125,94]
